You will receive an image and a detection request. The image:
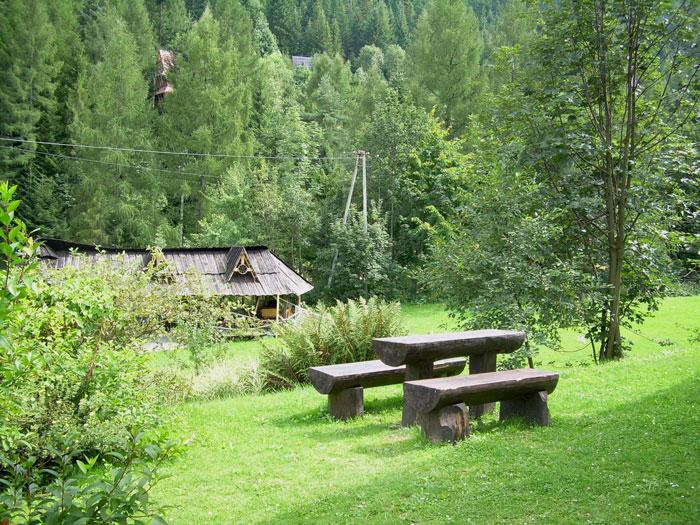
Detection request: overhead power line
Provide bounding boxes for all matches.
[0,145,220,181]
[0,136,357,161]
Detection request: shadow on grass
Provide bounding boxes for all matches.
[257,376,700,524]
[271,392,404,428]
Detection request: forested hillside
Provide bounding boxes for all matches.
[1,0,698,327]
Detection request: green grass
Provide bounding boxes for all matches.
[152,296,700,523]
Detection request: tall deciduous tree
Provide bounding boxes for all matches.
[535,0,699,359]
[407,0,483,133]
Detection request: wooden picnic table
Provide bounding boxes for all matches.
[372,329,526,425]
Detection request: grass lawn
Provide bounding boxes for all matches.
[153,296,700,524]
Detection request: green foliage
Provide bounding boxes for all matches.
[0,186,176,523]
[320,206,397,301]
[408,0,483,132]
[159,7,253,242]
[1,431,175,524]
[67,7,165,246]
[258,296,404,389]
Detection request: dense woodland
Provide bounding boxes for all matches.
[1,2,700,520]
[1,0,698,356]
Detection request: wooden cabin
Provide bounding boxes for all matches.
[291,55,313,69]
[38,238,313,321]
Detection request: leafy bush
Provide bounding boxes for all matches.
[0,183,182,523]
[1,431,175,524]
[258,297,404,390]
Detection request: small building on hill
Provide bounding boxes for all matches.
[38,238,313,321]
[291,55,313,69]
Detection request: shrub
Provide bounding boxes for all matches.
[0,183,179,523]
[257,297,404,390]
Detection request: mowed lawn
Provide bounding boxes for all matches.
[153,296,700,524]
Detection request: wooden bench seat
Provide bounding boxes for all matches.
[403,368,559,442]
[309,357,467,420]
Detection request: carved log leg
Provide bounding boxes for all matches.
[469,351,497,418]
[402,360,434,426]
[328,387,364,420]
[499,390,550,426]
[420,403,470,443]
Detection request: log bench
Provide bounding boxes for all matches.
[403,368,559,443]
[309,357,467,420]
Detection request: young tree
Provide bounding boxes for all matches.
[320,206,396,301]
[533,0,699,359]
[407,0,483,133]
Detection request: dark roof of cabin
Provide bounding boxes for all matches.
[37,238,313,297]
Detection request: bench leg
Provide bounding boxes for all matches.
[420,403,470,443]
[402,360,435,426]
[469,352,497,418]
[499,390,550,426]
[328,387,364,420]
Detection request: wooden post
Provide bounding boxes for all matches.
[179,190,184,247]
[401,360,434,426]
[421,403,470,443]
[328,387,364,420]
[361,151,367,234]
[275,294,280,322]
[469,351,497,418]
[328,154,360,287]
[500,391,550,426]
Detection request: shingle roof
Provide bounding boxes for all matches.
[291,55,313,69]
[38,238,313,297]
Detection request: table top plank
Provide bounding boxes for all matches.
[373,329,526,366]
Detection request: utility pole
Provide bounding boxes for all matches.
[361,150,367,234]
[327,152,360,288]
[179,190,184,247]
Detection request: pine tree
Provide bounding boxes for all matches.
[147,0,191,49]
[329,18,343,56]
[0,0,59,229]
[243,0,280,55]
[392,1,410,48]
[82,0,157,76]
[266,0,302,54]
[304,0,333,54]
[408,0,483,132]
[67,10,163,245]
[159,8,253,240]
[367,0,393,49]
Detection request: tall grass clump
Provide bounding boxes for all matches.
[258,297,405,390]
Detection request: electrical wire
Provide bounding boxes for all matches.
[0,145,220,181]
[0,136,358,161]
